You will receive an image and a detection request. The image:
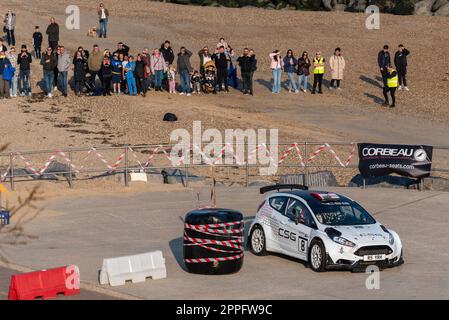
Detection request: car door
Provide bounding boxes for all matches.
[266,196,289,249]
[280,198,316,260]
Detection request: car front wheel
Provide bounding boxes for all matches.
[249,225,268,256]
[309,239,327,272]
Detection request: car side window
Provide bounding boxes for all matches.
[269,196,288,214]
[285,199,316,228]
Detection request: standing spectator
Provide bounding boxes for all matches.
[0,52,13,99]
[237,48,254,95]
[312,51,325,94]
[150,48,166,92]
[32,26,43,59]
[378,44,391,87]
[134,54,147,97]
[111,52,122,94]
[141,48,151,91]
[216,38,228,50]
[177,47,193,96]
[198,46,212,76]
[329,47,345,90]
[98,3,109,38]
[212,46,230,92]
[73,50,86,96]
[269,50,283,94]
[297,51,310,92]
[160,41,175,65]
[249,49,257,92]
[168,65,177,94]
[283,49,298,93]
[121,54,129,94]
[227,46,238,89]
[394,44,410,91]
[100,56,112,96]
[382,65,398,108]
[7,47,18,97]
[17,45,32,97]
[125,55,137,96]
[57,46,71,97]
[113,42,130,57]
[46,18,59,50]
[40,46,57,97]
[88,44,103,88]
[3,10,16,46]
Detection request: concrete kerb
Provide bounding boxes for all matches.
[0,260,143,300]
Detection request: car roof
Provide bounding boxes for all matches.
[269,190,353,206]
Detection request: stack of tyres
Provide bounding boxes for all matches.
[183,208,244,275]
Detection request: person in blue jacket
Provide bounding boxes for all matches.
[125,55,137,96]
[0,53,14,98]
[283,49,298,93]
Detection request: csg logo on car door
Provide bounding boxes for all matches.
[278,228,296,242]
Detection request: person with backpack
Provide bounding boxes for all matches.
[297,51,311,92]
[283,49,298,93]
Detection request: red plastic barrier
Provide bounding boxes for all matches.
[8,265,80,300]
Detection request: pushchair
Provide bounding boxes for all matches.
[84,72,102,96]
[202,61,217,94]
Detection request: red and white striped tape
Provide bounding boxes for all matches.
[183,220,244,264]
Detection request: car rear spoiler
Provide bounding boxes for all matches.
[259,184,309,194]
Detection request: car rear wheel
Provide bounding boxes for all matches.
[249,225,268,256]
[309,239,327,272]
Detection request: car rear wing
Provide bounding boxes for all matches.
[259,184,308,194]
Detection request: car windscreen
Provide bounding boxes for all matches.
[310,201,376,226]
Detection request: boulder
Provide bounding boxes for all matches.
[322,0,333,11]
[434,2,449,14]
[431,0,448,11]
[414,0,436,15]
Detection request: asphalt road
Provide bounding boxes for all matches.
[1,186,448,299]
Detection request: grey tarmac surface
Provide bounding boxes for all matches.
[1,186,448,300]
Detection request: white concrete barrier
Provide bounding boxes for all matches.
[99,250,166,287]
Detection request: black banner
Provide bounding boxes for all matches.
[358,143,433,178]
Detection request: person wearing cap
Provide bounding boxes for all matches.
[3,10,16,46]
[378,44,391,87]
[98,3,109,38]
[6,47,18,97]
[17,44,32,97]
[40,46,57,98]
[394,44,410,91]
[46,17,59,50]
[329,47,345,90]
[311,51,325,94]
[382,65,398,108]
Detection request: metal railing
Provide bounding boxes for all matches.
[1,142,448,190]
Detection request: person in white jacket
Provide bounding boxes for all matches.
[329,47,345,90]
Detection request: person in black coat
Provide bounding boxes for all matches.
[32,26,43,59]
[134,54,147,96]
[394,44,410,91]
[46,18,59,50]
[100,57,112,96]
[377,44,391,87]
[212,46,230,92]
[237,48,255,95]
[73,51,86,96]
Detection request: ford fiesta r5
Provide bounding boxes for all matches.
[248,185,404,272]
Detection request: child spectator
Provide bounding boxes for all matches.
[167,64,176,94]
[111,53,122,94]
[125,55,137,96]
[32,26,43,59]
[191,70,202,94]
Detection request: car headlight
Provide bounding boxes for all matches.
[389,233,395,245]
[331,236,355,247]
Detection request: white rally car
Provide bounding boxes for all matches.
[248,185,404,272]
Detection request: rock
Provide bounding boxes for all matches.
[414,0,436,15]
[432,0,448,11]
[434,2,449,14]
[332,3,347,11]
[322,0,333,11]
